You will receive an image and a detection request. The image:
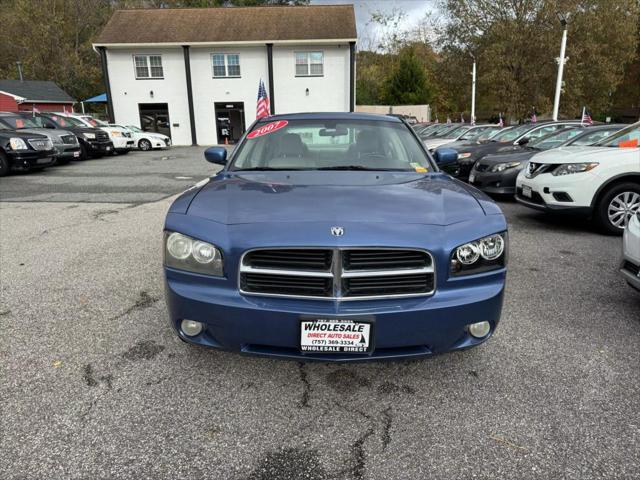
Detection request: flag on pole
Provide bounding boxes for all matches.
[460,113,465,123]
[256,79,270,119]
[498,113,504,127]
[446,117,451,124]
[581,107,593,125]
[531,107,537,124]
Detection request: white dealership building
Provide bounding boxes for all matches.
[93,5,357,146]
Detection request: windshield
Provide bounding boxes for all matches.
[47,115,86,128]
[433,124,463,137]
[459,126,492,141]
[230,119,433,172]
[442,125,471,138]
[529,127,582,150]
[126,126,142,133]
[82,117,108,127]
[596,122,640,148]
[566,128,619,146]
[490,124,533,142]
[0,115,39,129]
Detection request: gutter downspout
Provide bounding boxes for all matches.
[182,45,197,146]
[266,43,275,115]
[349,41,356,112]
[97,47,115,123]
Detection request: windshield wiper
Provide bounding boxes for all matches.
[316,165,406,171]
[233,167,310,171]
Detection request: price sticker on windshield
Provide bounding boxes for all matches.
[247,120,288,139]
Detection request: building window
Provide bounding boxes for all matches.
[295,51,323,77]
[212,53,241,78]
[134,55,163,79]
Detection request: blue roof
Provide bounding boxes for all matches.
[256,112,402,123]
[83,93,107,103]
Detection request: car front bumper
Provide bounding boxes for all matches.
[84,140,114,154]
[55,144,82,159]
[468,167,523,194]
[621,215,640,291]
[110,137,135,150]
[515,170,597,215]
[7,150,56,170]
[165,267,506,362]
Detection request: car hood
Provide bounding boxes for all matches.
[425,137,457,150]
[530,146,634,164]
[145,132,168,139]
[186,171,489,225]
[480,150,537,164]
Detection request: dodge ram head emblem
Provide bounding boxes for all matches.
[331,226,344,236]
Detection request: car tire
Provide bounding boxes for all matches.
[0,151,10,177]
[139,139,152,151]
[80,143,89,160]
[593,182,640,235]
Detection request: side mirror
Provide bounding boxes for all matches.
[204,146,227,165]
[517,137,530,146]
[433,148,458,167]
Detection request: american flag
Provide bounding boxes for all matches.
[256,79,270,119]
[498,113,504,127]
[531,107,537,123]
[581,107,593,125]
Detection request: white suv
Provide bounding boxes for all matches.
[515,122,640,234]
[63,114,134,155]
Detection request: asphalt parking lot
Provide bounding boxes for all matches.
[1,147,639,480]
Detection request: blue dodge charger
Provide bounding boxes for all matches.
[164,113,507,361]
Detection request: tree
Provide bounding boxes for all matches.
[436,0,640,121]
[383,47,434,105]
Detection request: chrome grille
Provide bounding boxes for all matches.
[239,248,435,300]
[28,138,53,151]
[95,131,109,141]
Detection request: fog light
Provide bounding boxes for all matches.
[181,319,203,337]
[468,321,491,338]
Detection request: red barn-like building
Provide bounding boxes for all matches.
[0,80,75,113]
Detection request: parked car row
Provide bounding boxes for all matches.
[431,120,639,234]
[0,111,171,176]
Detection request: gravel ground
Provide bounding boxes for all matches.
[1,148,638,480]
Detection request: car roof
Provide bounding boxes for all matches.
[254,112,404,123]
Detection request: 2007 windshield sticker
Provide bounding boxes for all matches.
[247,120,288,139]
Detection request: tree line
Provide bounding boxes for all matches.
[0,0,638,123]
[360,0,640,123]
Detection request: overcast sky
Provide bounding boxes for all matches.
[310,0,438,47]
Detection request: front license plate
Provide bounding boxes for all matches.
[73,151,80,157]
[522,185,532,198]
[105,146,111,151]
[300,319,373,354]
[469,172,475,183]
[37,157,51,164]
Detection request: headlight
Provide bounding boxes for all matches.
[451,233,507,276]
[110,130,122,137]
[457,152,472,159]
[9,138,28,150]
[489,161,522,173]
[164,231,223,276]
[83,132,96,139]
[552,163,599,176]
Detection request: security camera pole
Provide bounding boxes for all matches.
[470,53,476,125]
[552,13,568,121]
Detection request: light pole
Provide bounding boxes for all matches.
[470,54,476,125]
[552,13,568,121]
